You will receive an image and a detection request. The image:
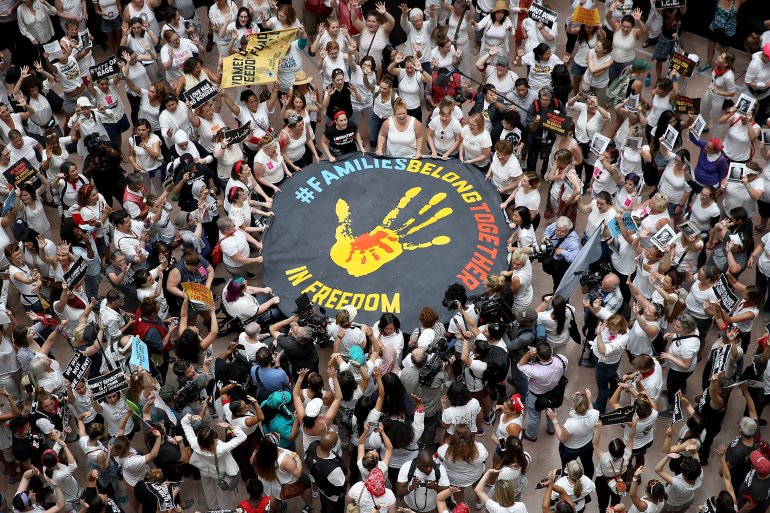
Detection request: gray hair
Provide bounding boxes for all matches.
[554,216,573,230]
[678,313,697,332]
[217,217,234,232]
[295,325,313,342]
[740,417,758,437]
[29,357,49,380]
[126,172,143,186]
[539,87,554,98]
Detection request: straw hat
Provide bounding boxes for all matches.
[491,0,509,16]
[293,70,312,85]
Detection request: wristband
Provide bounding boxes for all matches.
[415,407,425,413]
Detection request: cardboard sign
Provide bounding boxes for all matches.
[599,405,636,425]
[656,0,684,9]
[727,163,746,183]
[590,133,611,156]
[181,282,215,309]
[129,336,150,371]
[760,128,770,146]
[736,93,756,117]
[89,56,119,81]
[217,125,251,146]
[670,52,695,77]
[571,6,601,26]
[528,3,558,27]
[63,352,91,383]
[710,344,730,374]
[660,125,679,152]
[713,274,739,314]
[691,115,707,139]
[3,158,36,188]
[63,256,88,290]
[651,224,676,251]
[43,41,63,60]
[88,367,129,401]
[541,112,573,136]
[672,393,684,423]
[183,80,218,109]
[673,95,701,115]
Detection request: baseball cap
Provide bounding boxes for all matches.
[763,43,770,59]
[179,153,195,169]
[516,308,538,325]
[751,450,770,476]
[495,56,509,67]
[630,58,652,72]
[342,304,358,322]
[77,96,92,108]
[305,398,323,418]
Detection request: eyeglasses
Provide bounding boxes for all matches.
[469,123,478,128]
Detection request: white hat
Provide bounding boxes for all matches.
[342,305,358,322]
[305,398,323,417]
[77,96,92,108]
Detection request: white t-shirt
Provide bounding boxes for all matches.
[537,307,573,347]
[489,153,523,190]
[397,460,451,511]
[429,116,462,155]
[461,126,492,167]
[254,149,286,184]
[347,482,396,513]
[515,188,540,213]
[667,335,700,372]
[441,398,481,434]
[562,409,600,449]
[552,475,596,512]
[220,230,250,268]
[436,442,489,487]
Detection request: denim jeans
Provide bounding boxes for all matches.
[594,360,620,413]
[509,360,528,396]
[369,113,386,149]
[525,390,553,439]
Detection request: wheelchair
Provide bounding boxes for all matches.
[216,294,287,336]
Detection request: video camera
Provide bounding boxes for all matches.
[471,294,505,324]
[419,336,451,387]
[174,380,202,411]
[294,293,332,347]
[529,239,554,262]
[578,263,612,303]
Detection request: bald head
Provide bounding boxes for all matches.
[416,449,433,473]
[412,348,426,367]
[602,273,619,292]
[320,431,339,451]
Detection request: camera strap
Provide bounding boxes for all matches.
[550,230,571,253]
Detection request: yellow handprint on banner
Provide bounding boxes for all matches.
[330,187,453,277]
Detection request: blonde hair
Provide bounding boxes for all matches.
[492,480,517,508]
[484,274,505,294]
[510,248,528,265]
[468,113,484,130]
[651,192,669,211]
[605,313,629,334]
[571,391,591,415]
[393,97,408,113]
[566,460,584,497]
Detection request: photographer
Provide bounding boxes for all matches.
[396,449,450,513]
[82,133,125,208]
[171,355,213,416]
[270,315,320,385]
[400,348,447,448]
[581,273,624,367]
[517,342,567,442]
[541,217,580,291]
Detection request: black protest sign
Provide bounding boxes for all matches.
[3,158,36,188]
[184,80,218,109]
[713,274,739,314]
[673,96,701,115]
[672,392,684,424]
[599,405,636,425]
[146,482,175,511]
[528,4,558,28]
[89,57,119,81]
[88,367,128,401]
[541,112,573,136]
[63,352,91,383]
[710,344,730,374]
[655,0,683,8]
[217,125,251,146]
[670,52,695,77]
[704,498,716,513]
[63,256,88,290]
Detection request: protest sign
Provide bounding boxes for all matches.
[691,115,707,139]
[43,41,63,60]
[727,163,746,183]
[63,352,91,383]
[710,345,730,374]
[660,125,679,152]
[677,221,699,238]
[129,336,150,371]
[656,0,684,8]
[528,4,558,27]
[625,136,642,149]
[590,133,611,156]
[670,52,695,77]
[673,96,700,115]
[672,393,684,423]
[627,94,640,112]
[713,274,739,314]
[183,80,218,110]
[571,6,601,26]
[651,225,676,251]
[89,56,119,81]
[541,112,573,136]
[761,128,770,146]
[88,368,129,401]
[599,405,636,426]
[3,158,36,188]
[78,30,92,50]
[222,29,297,88]
[181,282,215,310]
[217,125,251,146]
[622,212,639,232]
[63,256,88,290]
[146,483,175,511]
[704,498,716,513]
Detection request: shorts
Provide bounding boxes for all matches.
[470,387,490,401]
[100,16,122,33]
[758,200,770,218]
[571,62,587,77]
[706,25,734,48]
[62,88,93,114]
[652,33,675,61]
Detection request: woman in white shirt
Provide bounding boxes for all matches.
[567,93,611,181]
[492,393,524,466]
[121,18,159,81]
[113,420,162,513]
[376,98,423,159]
[548,389,600,478]
[502,171,542,229]
[660,314,701,416]
[387,54,432,122]
[535,295,574,356]
[593,416,636,513]
[440,381,481,437]
[436,424,489,497]
[428,104,463,159]
[591,314,630,413]
[16,183,51,240]
[552,460,596,513]
[128,119,163,193]
[719,107,760,163]
[254,134,290,187]
[627,468,666,513]
[568,24,601,95]
[508,249,533,314]
[474,3,513,59]
[582,37,614,103]
[657,145,692,217]
[460,113,492,170]
[222,278,279,323]
[700,51,736,137]
[187,94,227,155]
[474,469,527,513]
[518,43,564,93]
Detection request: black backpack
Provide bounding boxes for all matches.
[405,458,442,484]
[473,344,509,384]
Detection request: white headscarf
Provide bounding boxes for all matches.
[174,130,200,159]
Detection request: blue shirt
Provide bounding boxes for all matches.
[543,223,581,263]
[251,365,290,395]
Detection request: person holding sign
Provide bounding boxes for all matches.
[592,413,636,513]
[699,52,737,137]
[658,314,700,418]
[719,103,760,165]
[657,144,692,218]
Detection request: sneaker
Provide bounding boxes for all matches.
[698,63,713,74]
[658,409,673,418]
[302,506,314,513]
[246,272,258,280]
[547,426,556,435]
[483,415,494,425]
[522,432,537,442]
[312,487,319,499]
[476,427,485,437]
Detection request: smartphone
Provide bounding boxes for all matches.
[367,421,379,428]
[133,135,141,146]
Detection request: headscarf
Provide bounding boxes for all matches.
[174,130,200,159]
[378,345,400,375]
[364,468,387,497]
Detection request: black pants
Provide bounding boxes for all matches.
[407,107,423,123]
[320,495,344,513]
[666,369,693,409]
[698,410,726,461]
[596,476,622,513]
[559,440,594,478]
[549,259,571,292]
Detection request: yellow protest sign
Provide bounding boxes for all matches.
[572,6,601,26]
[181,282,215,310]
[221,29,297,88]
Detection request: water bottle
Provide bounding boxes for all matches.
[644,74,651,88]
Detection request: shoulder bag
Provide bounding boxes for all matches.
[213,444,241,491]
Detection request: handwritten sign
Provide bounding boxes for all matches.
[63,352,91,383]
[3,158,36,188]
[89,56,119,81]
[541,112,573,136]
[655,0,684,8]
[184,80,218,109]
[43,41,63,60]
[181,282,215,310]
[670,52,695,77]
[599,405,636,425]
[673,95,701,114]
[217,125,251,146]
[672,392,684,424]
[129,336,150,371]
[63,256,88,290]
[571,6,601,26]
[713,274,739,314]
[528,4,558,28]
[88,367,128,401]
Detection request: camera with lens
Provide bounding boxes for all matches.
[84,133,106,155]
[473,294,504,324]
[174,380,202,411]
[578,263,611,291]
[295,293,332,347]
[529,239,553,262]
[419,336,451,387]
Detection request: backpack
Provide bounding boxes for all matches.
[473,344,509,384]
[606,68,634,107]
[211,233,234,266]
[405,458,443,485]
